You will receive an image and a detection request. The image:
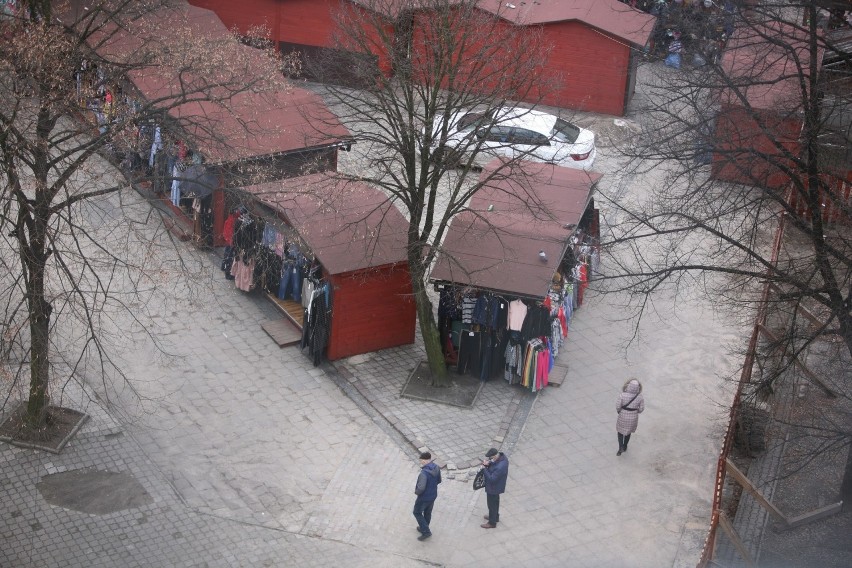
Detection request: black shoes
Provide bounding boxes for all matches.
[418,533,432,541]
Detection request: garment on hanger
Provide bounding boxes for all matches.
[507,299,527,331]
[457,328,482,376]
[461,292,477,324]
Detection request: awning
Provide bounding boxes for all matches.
[430,160,600,299]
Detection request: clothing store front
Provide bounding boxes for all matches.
[430,161,601,391]
[241,172,417,362]
[76,13,351,249]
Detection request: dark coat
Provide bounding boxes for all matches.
[483,453,509,495]
[415,462,442,503]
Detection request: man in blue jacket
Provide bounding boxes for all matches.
[481,448,509,529]
[414,452,442,541]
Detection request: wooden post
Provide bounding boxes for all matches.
[717,510,757,567]
[756,324,836,397]
[725,458,788,524]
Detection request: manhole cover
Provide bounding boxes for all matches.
[37,468,152,514]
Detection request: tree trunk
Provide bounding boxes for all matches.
[24,98,54,429]
[26,288,51,429]
[410,268,448,385]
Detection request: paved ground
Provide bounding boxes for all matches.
[0,224,741,568]
[1,62,748,567]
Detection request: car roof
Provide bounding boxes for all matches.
[495,107,558,135]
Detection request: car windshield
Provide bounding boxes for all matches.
[551,118,581,143]
[456,111,493,133]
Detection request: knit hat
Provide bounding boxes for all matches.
[485,448,499,458]
[419,452,431,460]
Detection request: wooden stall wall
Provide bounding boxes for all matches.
[540,21,632,116]
[326,263,416,360]
[712,103,803,190]
[409,10,632,116]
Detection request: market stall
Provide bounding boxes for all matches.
[430,160,601,390]
[240,172,416,362]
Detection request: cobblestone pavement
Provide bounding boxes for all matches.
[1,381,432,568]
[2,62,749,567]
[1,244,741,567]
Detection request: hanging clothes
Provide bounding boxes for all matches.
[457,329,482,376]
[507,299,527,331]
[301,283,331,366]
[461,292,477,324]
[577,262,589,306]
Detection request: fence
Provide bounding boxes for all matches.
[696,209,788,567]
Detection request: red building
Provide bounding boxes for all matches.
[189,0,397,84]
[711,23,812,191]
[245,173,416,360]
[190,0,655,116]
[472,0,656,116]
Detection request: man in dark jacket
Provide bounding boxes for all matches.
[481,448,509,529]
[413,452,442,541]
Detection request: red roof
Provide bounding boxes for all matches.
[430,160,600,298]
[720,22,818,112]
[129,70,350,162]
[243,174,410,275]
[477,0,656,47]
[66,1,349,162]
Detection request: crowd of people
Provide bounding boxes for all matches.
[621,0,737,68]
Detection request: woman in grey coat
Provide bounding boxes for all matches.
[616,378,644,456]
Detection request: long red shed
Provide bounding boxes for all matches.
[188,0,398,83]
[472,0,656,116]
[190,0,654,115]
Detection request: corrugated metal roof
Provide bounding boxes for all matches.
[243,174,410,275]
[477,0,656,47]
[430,159,600,298]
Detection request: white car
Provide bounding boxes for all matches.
[429,106,596,170]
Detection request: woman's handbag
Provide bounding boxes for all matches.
[473,468,486,490]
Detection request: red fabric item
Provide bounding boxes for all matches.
[223,213,237,246]
[578,263,588,305]
[557,306,568,337]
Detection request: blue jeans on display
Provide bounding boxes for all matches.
[413,500,434,536]
[277,263,302,302]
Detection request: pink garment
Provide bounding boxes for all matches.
[536,350,549,390]
[507,299,527,331]
[235,257,255,291]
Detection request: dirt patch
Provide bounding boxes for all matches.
[0,402,89,453]
[401,361,483,408]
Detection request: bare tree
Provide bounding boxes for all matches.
[0,0,287,432]
[599,0,851,492]
[302,0,576,384]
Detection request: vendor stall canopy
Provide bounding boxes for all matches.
[244,173,410,276]
[430,159,601,299]
[60,0,350,163]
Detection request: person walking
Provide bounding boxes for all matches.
[480,448,509,529]
[616,378,645,456]
[413,452,441,541]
